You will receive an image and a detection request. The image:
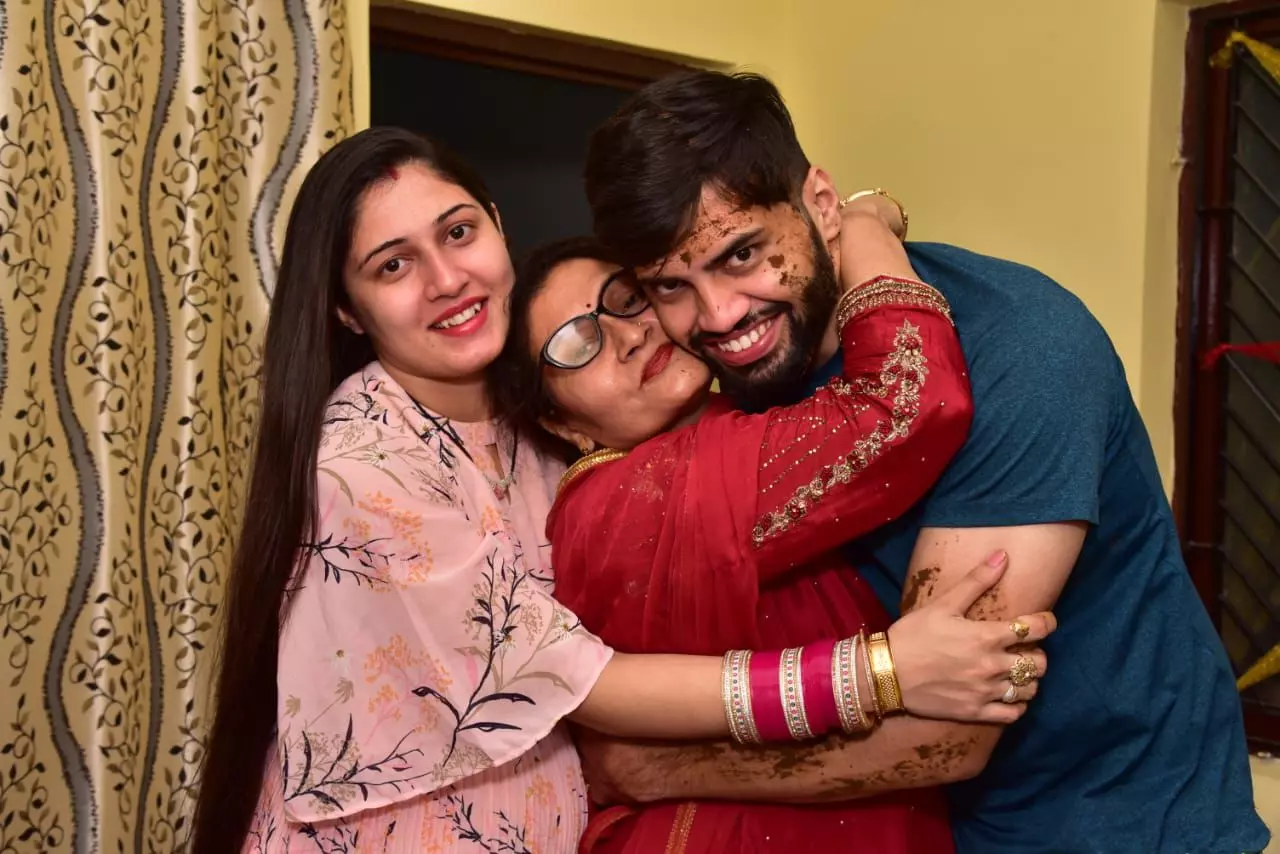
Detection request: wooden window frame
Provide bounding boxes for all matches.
[1177,0,1280,748]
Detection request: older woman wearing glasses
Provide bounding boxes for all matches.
[487,201,1056,853]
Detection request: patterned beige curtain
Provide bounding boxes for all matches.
[0,0,353,846]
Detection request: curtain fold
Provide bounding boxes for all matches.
[0,0,353,847]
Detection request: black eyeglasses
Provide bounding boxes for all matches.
[539,272,650,369]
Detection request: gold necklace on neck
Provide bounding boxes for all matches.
[557,448,627,496]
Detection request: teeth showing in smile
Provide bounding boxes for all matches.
[716,316,773,353]
[433,302,482,329]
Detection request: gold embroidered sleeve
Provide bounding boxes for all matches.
[835,278,953,331]
[743,280,973,577]
[752,320,929,547]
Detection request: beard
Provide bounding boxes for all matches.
[704,223,838,412]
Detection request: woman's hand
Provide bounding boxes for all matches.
[887,550,1056,724]
[837,195,919,290]
[840,190,906,239]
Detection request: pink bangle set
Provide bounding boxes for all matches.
[722,630,882,745]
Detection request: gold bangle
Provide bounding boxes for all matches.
[852,635,873,730]
[721,650,760,744]
[866,631,905,715]
[838,187,909,241]
[859,629,881,720]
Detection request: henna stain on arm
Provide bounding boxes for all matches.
[765,733,844,778]
[634,731,982,803]
[966,583,1003,620]
[813,735,982,802]
[904,558,1005,619]
[595,735,849,801]
[900,565,939,612]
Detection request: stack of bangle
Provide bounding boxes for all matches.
[721,628,905,745]
[834,275,954,332]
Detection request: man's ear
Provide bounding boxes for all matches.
[538,417,597,455]
[801,166,843,245]
[336,304,365,335]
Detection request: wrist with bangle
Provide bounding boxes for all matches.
[839,187,908,240]
[721,628,904,745]
[835,275,954,333]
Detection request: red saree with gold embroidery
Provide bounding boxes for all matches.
[549,286,971,853]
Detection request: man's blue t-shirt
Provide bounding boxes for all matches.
[797,244,1267,853]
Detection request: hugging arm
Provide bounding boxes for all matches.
[576,523,1080,803]
[577,270,1118,802]
[716,209,975,579]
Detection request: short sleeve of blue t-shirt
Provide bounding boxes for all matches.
[907,244,1118,530]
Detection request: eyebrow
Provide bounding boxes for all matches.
[704,228,764,271]
[582,270,624,310]
[636,227,765,285]
[600,270,624,292]
[359,238,405,271]
[357,202,478,270]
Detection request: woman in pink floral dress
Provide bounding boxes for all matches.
[190,128,1051,854]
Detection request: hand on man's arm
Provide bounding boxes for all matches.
[575,522,1084,804]
[887,521,1084,774]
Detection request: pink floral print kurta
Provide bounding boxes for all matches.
[245,363,612,853]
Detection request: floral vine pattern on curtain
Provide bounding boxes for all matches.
[0,0,352,847]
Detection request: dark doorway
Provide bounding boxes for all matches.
[371,49,627,257]
[369,8,694,259]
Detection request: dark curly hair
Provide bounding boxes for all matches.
[585,70,810,268]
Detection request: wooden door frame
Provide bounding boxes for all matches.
[1177,0,1280,747]
[368,4,700,92]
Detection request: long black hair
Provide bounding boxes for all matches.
[191,127,495,853]
[488,236,617,464]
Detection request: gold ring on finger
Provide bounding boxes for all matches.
[1010,619,1031,642]
[1001,684,1019,704]
[1008,655,1038,687]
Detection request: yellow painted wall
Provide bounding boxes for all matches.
[1143,0,1197,487]
[783,0,1189,484]
[351,0,1194,487]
